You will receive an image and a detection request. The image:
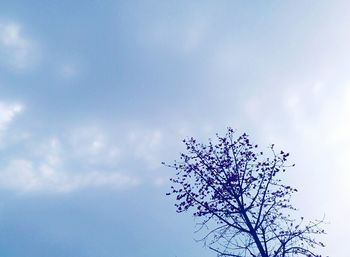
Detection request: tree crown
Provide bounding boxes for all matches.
[164,128,326,257]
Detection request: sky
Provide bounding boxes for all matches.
[0,1,349,256]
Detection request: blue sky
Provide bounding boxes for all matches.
[0,1,349,256]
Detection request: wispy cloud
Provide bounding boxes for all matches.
[241,80,350,222]
[0,101,23,131]
[67,126,121,166]
[0,21,39,70]
[0,133,139,193]
[0,105,142,193]
[0,158,139,193]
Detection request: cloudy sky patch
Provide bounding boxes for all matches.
[0,1,348,256]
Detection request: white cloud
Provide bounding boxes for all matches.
[0,132,138,193]
[242,82,350,218]
[68,125,168,170]
[0,22,39,70]
[0,158,139,193]
[0,109,180,193]
[68,126,121,166]
[0,120,140,193]
[0,101,23,131]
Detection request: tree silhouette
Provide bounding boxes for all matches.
[164,128,326,257]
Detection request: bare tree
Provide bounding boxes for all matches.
[164,128,326,257]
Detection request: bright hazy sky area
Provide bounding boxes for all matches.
[0,1,349,256]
